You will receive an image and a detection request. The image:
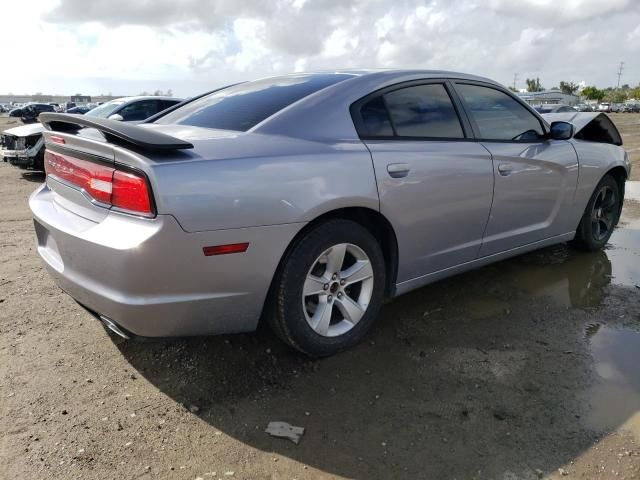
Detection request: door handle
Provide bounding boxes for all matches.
[387,163,411,178]
[497,163,513,176]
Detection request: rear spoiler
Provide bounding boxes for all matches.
[39,113,194,152]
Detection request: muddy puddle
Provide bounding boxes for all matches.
[489,180,640,309]
[580,181,640,439]
[584,325,640,440]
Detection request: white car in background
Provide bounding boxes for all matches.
[1,96,182,170]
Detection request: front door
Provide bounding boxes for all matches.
[453,82,579,256]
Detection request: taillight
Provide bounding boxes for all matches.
[44,150,154,216]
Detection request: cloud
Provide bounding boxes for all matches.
[488,0,638,23]
[1,0,638,96]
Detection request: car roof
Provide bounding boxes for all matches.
[110,96,183,103]
[249,69,504,140]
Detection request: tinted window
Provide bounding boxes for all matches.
[118,100,160,121]
[158,100,180,111]
[456,84,544,141]
[360,96,393,136]
[156,74,354,131]
[383,84,464,138]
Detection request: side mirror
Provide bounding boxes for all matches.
[108,114,124,121]
[549,121,574,140]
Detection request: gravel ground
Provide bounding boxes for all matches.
[1,114,640,479]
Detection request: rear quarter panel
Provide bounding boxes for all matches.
[141,136,379,232]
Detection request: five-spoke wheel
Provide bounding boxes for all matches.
[573,174,621,251]
[271,219,385,357]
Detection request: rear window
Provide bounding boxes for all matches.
[156,74,354,131]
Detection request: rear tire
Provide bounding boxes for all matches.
[572,175,621,251]
[271,219,386,357]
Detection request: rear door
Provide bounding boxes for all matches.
[353,81,494,282]
[452,82,579,256]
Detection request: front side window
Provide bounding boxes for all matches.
[456,84,544,141]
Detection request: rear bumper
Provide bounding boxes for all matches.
[29,183,303,337]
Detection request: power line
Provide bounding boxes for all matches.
[616,61,624,89]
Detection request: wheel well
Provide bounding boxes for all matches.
[606,166,628,216]
[606,166,627,195]
[277,207,399,296]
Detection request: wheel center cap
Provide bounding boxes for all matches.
[330,282,340,294]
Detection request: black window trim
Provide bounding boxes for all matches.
[451,80,550,144]
[350,79,474,142]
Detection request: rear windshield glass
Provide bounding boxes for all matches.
[155,74,354,131]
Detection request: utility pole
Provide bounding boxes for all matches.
[512,73,519,91]
[616,61,624,89]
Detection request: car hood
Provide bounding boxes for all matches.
[2,122,46,137]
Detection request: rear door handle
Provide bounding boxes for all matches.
[387,163,411,178]
[497,163,513,176]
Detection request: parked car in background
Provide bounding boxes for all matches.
[1,96,182,169]
[66,106,92,114]
[29,70,630,357]
[533,104,576,113]
[62,102,76,111]
[575,104,594,112]
[598,103,612,112]
[8,103,56,123]
[622,103,639,113]
[85,96,182,122]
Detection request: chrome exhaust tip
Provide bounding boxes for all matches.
[99,315,131,340]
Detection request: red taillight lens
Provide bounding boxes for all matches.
[44,150,153,216]
[112,170,152,215]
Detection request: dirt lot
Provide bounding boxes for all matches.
[1,113,640,479]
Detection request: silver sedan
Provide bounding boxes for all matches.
[30,70,630,356]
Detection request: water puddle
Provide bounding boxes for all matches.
[583,325,640,440]
[493,180,640,308]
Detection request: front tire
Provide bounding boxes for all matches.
[572,175,621,251]
[272,219,386,357]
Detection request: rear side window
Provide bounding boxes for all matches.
[356,83,464,139]
[156,74,354,131]
[360,96,394,136]
[384,84,464,138]
[456,84,544,141]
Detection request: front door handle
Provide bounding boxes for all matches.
[497,163,513,176]
[387,163,411,178]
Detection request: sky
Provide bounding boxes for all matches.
[1,0,639,97]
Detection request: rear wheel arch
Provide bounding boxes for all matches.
[259,207,399,329]
[287,207,398,296]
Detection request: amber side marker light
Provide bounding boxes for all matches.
[203,243,250,256]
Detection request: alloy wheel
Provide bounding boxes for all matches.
[591,185,617,241]
[302,243,374,337]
